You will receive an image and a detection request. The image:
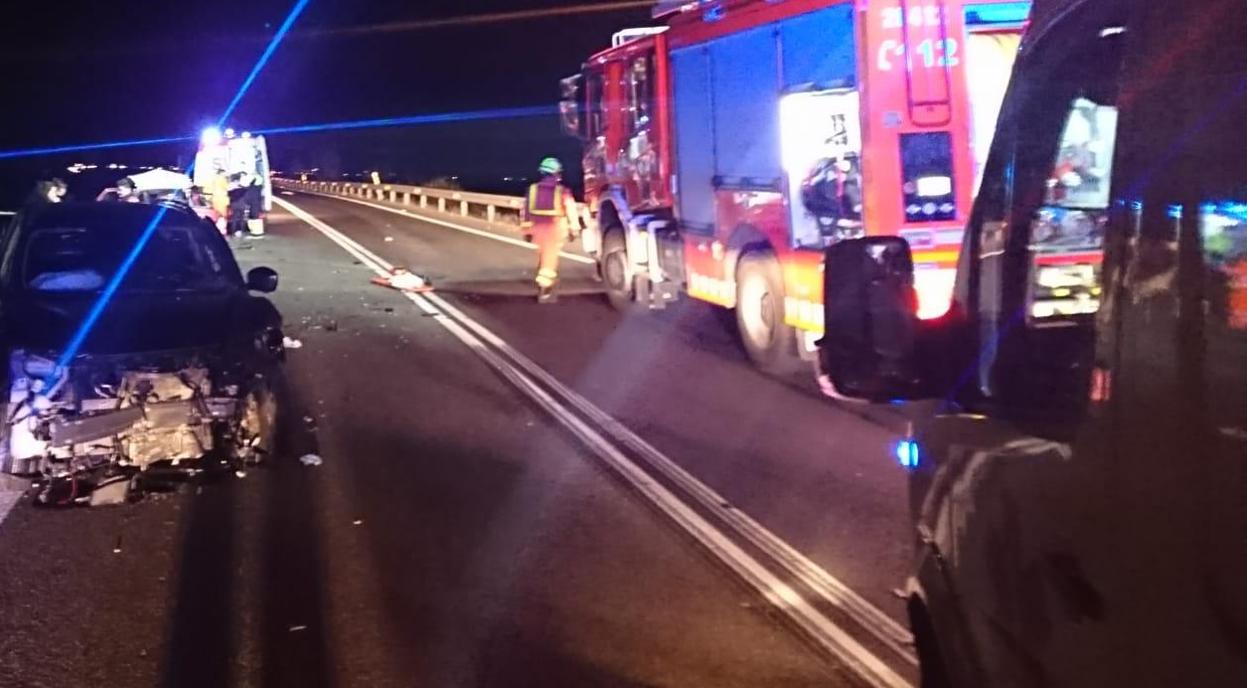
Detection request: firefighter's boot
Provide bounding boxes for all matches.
[537,285,558,304]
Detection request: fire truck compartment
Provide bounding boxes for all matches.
[670,4,857,239]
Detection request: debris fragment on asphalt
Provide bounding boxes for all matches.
[89,476,131,506]
[384,236,394,242]
[288,625,308,632]
[299,454,323,467]
[283,337,304,350]
[371,267,433,294]
[352,519,363,526]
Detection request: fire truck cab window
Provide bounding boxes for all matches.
[628,56,653,132]
[586,71,605,138]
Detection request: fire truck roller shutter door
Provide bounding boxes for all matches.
[671,46,716,234]
[709,26,781,185]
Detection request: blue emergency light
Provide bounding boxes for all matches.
[895,440,922,469]
[965,2,1031,27]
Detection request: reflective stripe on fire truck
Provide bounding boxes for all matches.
[688,273,735,306]
[784,297,825,333]
[688,273,825,332]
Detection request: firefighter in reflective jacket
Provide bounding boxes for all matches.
[522,157,581,303]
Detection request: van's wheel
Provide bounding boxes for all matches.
[735,251,799,373]
[602,231,641,312]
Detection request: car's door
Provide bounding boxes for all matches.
[918,2,1247,686]
[912,2,1133,686]
[1107,2,1247,682]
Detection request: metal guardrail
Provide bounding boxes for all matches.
[275,178,526,227]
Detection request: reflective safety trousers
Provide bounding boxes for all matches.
[532,222,565,288]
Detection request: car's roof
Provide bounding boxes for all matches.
[21,200,202,227]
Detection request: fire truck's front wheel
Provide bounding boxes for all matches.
[736,251,798,373]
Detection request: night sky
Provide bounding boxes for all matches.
[0,0,653,199]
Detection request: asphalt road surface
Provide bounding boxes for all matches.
[0,191,918,688]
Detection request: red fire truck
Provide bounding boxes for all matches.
[560,0,1031,372]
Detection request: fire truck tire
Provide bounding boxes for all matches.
[735,251,799,373]
[602,231,641,312]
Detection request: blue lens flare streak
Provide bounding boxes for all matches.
[218,0,312,124]
[253,105,558,136]
[49,205,172,376]
[0,135,196,161]
[0,105,558,162]
[42,0,313,390]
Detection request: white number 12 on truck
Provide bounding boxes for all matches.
[559,0,1035,375]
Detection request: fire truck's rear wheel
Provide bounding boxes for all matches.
[736,251,799,373]
[602,232,642,312]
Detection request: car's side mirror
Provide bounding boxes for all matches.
[246,266,278,293]
[819,237,922,401]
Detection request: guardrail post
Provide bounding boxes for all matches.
[460,200,468,216]
[403,192,411,205]
[487,205,496,223]
[420,195,427,208]
[389,189,397,203]
[438,197,446,212]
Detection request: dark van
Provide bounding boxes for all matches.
[818,1,1247,686]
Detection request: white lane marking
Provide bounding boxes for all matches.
[0,491,20,530]
[285,188,596,264]
[426,289,917,662]
[279,196,914,688]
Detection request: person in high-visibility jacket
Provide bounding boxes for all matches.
[521,157,581,303]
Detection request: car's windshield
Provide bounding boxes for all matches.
[17,205,238,293]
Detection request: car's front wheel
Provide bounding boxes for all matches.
[237,377,279,464]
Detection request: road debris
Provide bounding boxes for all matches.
[299,454,323,467]
[384,236,394,242]
[288,624,308,632]
[352,519,363,526]
[371,267,433,294]
[283,336,304,349]
[89,476,132,506]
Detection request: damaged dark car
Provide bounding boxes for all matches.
[0,201,285,505]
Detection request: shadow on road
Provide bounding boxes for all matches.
[158,372,335,688]
[435,279,604,301]
[259,373,333,688]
